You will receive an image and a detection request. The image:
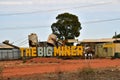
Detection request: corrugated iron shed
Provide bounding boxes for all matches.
[0,43,14,48]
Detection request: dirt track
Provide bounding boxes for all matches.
[1,58,120,78]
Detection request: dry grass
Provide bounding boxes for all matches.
[0,66,4,80]
[4,67,120,80]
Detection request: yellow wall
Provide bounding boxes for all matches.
[115,44,120,52]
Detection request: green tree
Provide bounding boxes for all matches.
[51,13,82,45]
[113,33,120,38]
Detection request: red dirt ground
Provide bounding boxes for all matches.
[1,58,120,78]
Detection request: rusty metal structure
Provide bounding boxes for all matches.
[28,33,38,47]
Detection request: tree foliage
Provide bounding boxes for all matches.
[113,33,120,38]
[51,13,82,41]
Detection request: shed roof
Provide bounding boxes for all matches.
[81,38,120,43]
[0,43,14,48]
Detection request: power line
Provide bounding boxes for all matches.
[83,18,120,24]
[0,26,49,30]
[0,2,111,16]
[14,38,28,47]
[0,17,120,31]
[13,37,28,44]
[18,41,28,47]
[0,17,120,30]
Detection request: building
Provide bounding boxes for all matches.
[81,38,120,58]
[0,41,20,60]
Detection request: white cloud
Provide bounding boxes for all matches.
[0,0,119,6]
[0,1,33,5]
[0,0,106,6]
[0,0,120,13]
[30,0,114,5]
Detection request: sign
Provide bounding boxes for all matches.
[103,43,115,48]
[20,46,83,57]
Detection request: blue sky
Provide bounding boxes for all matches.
[0,0,120,47]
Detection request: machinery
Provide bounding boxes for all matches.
[28,33,38,47]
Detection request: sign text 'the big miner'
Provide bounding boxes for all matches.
[20,46,83,57]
